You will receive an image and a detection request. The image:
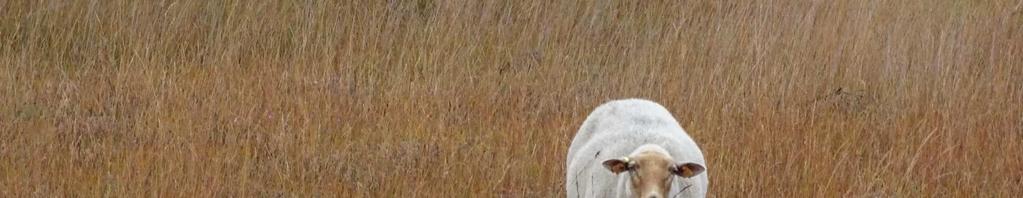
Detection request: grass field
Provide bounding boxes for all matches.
[2,0,1022,197]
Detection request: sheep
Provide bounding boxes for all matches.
[566,99,708,198]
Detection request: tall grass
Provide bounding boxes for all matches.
[2,0,1021,197]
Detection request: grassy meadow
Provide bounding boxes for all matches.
[2,0,1022,197]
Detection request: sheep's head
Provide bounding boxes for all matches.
[602,148,705,198]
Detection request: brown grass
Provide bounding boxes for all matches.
[2,0,1022,197]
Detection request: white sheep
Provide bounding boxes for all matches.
[566,99,708,198]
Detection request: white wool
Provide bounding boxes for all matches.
[566,99,709,198]
[631,144,673,158]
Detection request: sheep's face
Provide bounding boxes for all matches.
[603,151,705,198]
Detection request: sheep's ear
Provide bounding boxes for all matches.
[602,158,632,174]
[672,163,705,178]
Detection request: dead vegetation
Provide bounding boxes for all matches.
[2,0,1021,197]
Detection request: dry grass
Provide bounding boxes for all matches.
[2,0,1022,197]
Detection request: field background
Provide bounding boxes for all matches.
[2,0,1022,197]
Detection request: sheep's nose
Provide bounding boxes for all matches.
[648,196,659,198]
